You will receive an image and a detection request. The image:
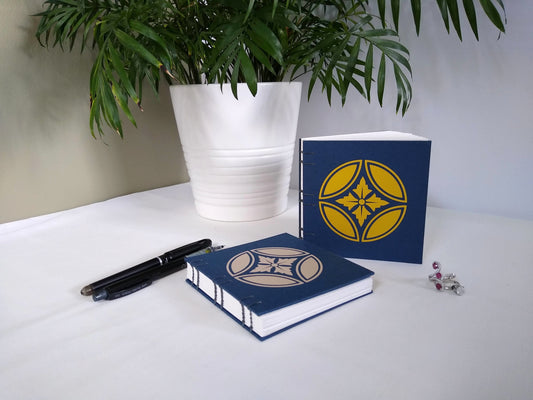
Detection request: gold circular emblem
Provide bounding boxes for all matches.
[226,247,323,288]
[318,160,407,242]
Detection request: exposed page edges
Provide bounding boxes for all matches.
[302,131,429,142]
[187,263,373,338]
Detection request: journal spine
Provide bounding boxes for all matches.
[298,138,303,238]
[298,139,316,239]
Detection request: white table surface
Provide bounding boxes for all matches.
[1,183,532,400]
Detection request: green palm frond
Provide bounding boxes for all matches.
[373,0,506,39]
[35,0,507,138]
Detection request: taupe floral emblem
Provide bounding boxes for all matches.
[251,256,297,276]
[227,248,323,288]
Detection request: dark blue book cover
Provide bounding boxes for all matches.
[185,233,374,340]
[299,132,431,264]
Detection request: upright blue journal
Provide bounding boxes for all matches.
[185,233,374,340]
[299,131,431,264]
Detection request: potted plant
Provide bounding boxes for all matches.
[35,0,506,220]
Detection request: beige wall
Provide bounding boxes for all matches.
[0,1,188,223]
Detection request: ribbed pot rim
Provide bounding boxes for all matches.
[170,81,301,87]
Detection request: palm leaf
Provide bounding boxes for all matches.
[238,47,258,95]
[377,53,386,106]
[462,0,479,40]
[411,0,422,34]
[446,0,463,40]
[114,29,163,70]
[479,0,506,32]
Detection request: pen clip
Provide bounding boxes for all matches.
[162,238,212,263]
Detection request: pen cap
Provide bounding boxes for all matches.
[161,239,212,263]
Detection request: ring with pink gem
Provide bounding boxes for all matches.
[428,261,464,295]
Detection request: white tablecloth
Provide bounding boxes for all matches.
[1,184,532,399]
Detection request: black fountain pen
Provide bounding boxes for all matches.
[80,239,214,301]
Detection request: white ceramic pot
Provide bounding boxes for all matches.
[170,82,302,221]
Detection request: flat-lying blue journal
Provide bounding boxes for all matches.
[185,233,374,340]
